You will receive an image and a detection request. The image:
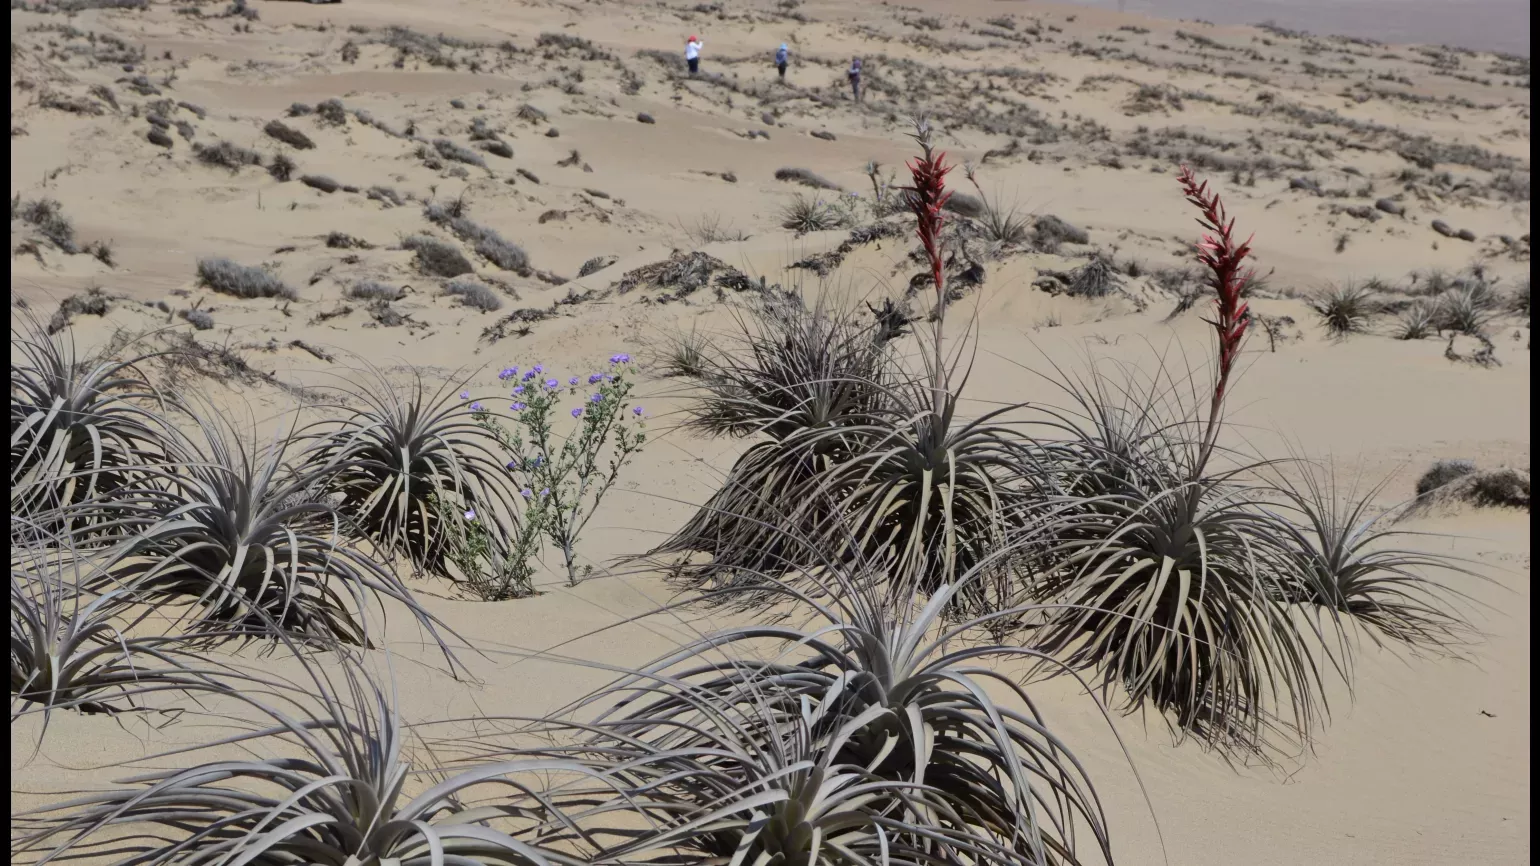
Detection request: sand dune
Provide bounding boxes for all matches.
[9,1,1530,864]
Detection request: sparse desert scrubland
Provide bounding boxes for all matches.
[9,1,1530,865]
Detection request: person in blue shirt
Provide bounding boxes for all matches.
[847,57,863,103]
[775,43,789,81]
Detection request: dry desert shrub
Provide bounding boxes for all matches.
[196,257,296,300]
[402,234,475,278]
[442,278,502,312]
[194,140,263,171]
[774,166,842,190]
[345,280,405,301]
[262,119,315,150]
[300,174,341,193]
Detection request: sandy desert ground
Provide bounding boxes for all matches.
[9,0,1531,864]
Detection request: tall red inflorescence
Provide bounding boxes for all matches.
[1178,165,1254,421]
[904,132,953,311]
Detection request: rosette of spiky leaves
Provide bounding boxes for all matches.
[789,370,1046,615]
[11,643,618,866]
[299,363,520,577]
[1269,465,1480,657]
[10,529,259,737]
[9,316,166,532]
[1028,429,1333,762]
[684,294,888,442]
[559,544,1117,866]
[649,296,890,595]
[525,690,1062,866]
[92,405,460,660]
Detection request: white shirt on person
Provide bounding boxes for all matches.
[686,41,702,60]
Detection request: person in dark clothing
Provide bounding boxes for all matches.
[775,43,789,81]
[847,57,863,103]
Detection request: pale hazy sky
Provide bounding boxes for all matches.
[1067,0,1530,56]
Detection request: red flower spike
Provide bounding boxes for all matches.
[1178,165,1256,453]
[902,137,953,311]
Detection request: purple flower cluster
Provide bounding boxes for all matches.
[609,353,631,365]
[498,366,520,381]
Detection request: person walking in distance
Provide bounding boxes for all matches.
[685,35,702,75]
[775,42,789,82]
[847,56,863,103]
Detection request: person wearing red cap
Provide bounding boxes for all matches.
[685,35,703,75]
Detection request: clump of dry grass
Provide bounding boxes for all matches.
[84,239,115,267]
[1065,254,1121,298]
[345,280,405,301]
[179,308,214,330]
[1416,459,1477,496]
[300,174,341,194]
[194,141,263,171]
[367,185,405,207]
[442,278,502,311]
[46,287,111,334]
[325,231,372,250]
[423,201,529,272]
[577,254,617,277]
[1031,214,1089,251]
[263,119,315,150]
[196,257,296,300]
[1410,460,1529,512]
[431,138,486,168]
[479,139,513,159]
[315,97,347,126]
[268,154,296,181]
[13,197,79,253]
[774,166,841,190]
[402,234,474,277]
